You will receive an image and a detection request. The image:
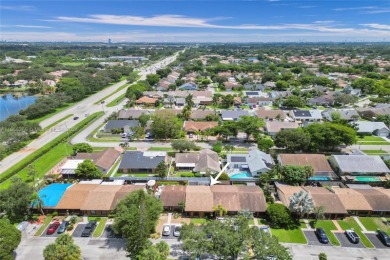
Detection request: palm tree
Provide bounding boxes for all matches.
[194,130,201,140]
[178,201,185,213]
[31,192,45,216]
[213,204,227,218]
[182,108,191,120]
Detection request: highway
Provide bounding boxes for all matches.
[0,53,179,174]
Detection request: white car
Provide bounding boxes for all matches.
[173,225,181,237]
[162,225,171,236]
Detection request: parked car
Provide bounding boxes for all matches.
[377,230,390,247]
[260,225,272,237]
[81,221,97,237]
[162,225,171,236]
[345,229,360,244]
[173,225,181,237]
[46,221,61,235]
[57,221,69,234]
[73,116,79,120]
[189,133,193,138]
[315,228,329,244]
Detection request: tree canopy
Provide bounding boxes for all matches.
[0,219,21,260]
[75,160,102,179]
[72,142,93,155]
[274,128,310,152]
[151,111,183,140]
[43,234,81,260]
[266,203,294,228]
[171,140,196,152]
[280,165,313,186]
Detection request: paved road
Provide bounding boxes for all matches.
[0,53,179,174]
[348,144,390,152]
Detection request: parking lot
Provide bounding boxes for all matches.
[161,224,179,240]
[72,224,88,238]
[40,222,62,238]
[334,232,365,248]
[365,233,390,249]
[101,224,122,239]
[303,231,332,246]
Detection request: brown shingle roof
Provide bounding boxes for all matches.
[160,186,186,208]
[74,148,121,171]
[276,184,304,206]
[303,187,348,214]
[56,184,99,210]
[353,189,390,212]
[136,96,157,104]
[110,185,145,210]
[81,185,123,211]
[190,110,216,120]
[278,154,334,175]
[211,186,240,211]
[256,109,286,120]
[183,121,218,132]
[332,187,373,211]
[185,186,213,212]
[236,186,267,213]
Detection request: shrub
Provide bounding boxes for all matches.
[319,253,327,260]
[67,224,74,231]
[52,211,58,217]
[266,203,293,228]
[70,216,78,224]
[180,173,195,177]
[194,173,203,177]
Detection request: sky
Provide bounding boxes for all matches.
[1,0,390,42]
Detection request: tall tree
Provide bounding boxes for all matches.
[171,140,196,152]
[75,160,103,179]
[281,165,312,186]
[0,219,21,260]
[274,128,310,152]
[151,111,182,140]
[213,204,227,217]
[237,116,265,141]
[43,234,81,260]
[266,204,293,228]
[0,177,34,223]
[72,143,93,155]
[146,74,160,86]
[289,190,314,218]
[155,161,167,178]
[113,190,163,258]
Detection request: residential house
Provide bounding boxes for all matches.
[332,187,373,216]
[244,83,266,91]
[321,109,360,122]
[263,81,276,88]
[226,148,274,177]
[224,82,241,91]
[269,91,291,99]
[80,185,123,216]
[175,149,221,174]
[191,110,217,120]
[244,91,262,98]
[60,160,84,178]
[183,121,218,134]
[118,109,151,120]
[104,120,140,133]
[118,151,166,173]
[221,110,249,121]
[357,107,390,119]
[160,186,186,211]
[278,154,336,179]
[55,183,100,214]
[329,155,390,177]
[308,92,336,106]
[290,110,323,124]
[178,82,198,91]
[352,187,390,216]
[355,121,389,137]
[136,96,158,107]
[73,148,121,173]
[256,108,286,121]
[234,96,242,106]
[264,121,299,137]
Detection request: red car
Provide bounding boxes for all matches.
[46,221,60,235]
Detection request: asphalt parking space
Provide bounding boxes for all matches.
[72,224,87,238]
[303,231,332,246]
[365,233,390,249]
[161,225,179,240]
[101,224,122,239]
[40,223,61,237]
[334,232,365,248]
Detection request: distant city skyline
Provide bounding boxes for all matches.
[1,0,390,42]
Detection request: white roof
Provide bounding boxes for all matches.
[60,160,84,170]
[79,179,103,184]
[101,180,125,185]
[356,121,389,133]
[143,151,167,157]
[331,155,390,173]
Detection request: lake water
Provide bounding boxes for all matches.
[0,93,37,121]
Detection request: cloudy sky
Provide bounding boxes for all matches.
[1,0,390,42]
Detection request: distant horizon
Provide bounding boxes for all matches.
[1,41,390,44]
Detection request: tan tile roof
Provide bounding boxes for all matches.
[74,148,121,171]
[56,184,99,210]
[256,109,286,120]
[183,121,218,132]
[136,96,157,104]
[332,187,373,211]
[211,186,240,211]
[278,154,334,174]
[265,121,299,133]
[190,110,216,119]
[81,185,123,211]
[276,185,304,206]
[185,186,213,212]
[110,185,145,210]
[353,189,390,212]
[160,186,186,207]
[236,186,267,212]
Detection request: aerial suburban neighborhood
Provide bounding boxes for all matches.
[1,1,390,260]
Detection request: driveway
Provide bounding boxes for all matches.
[365,233,390,249]
[101,224,122,239]
[334,232,365,248]
[72,224,87,238]
[303,231,332,246]
[161,224,179,240]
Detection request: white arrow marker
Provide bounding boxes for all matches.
[210,163,229,186]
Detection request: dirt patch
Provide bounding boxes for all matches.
[171,216,190,225]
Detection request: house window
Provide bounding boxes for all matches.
[91,210,96,215]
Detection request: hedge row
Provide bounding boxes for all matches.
[0,112,103,184]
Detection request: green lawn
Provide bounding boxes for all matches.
[248,219,255,225]
[35,216,53,236]
[362,150,388,155]
[359,217,390,235]
[357,136,385,142]
[357,141,390,145]
[148,147,174,151]
[93,218,108,238]
[42,114,73,132]
[337,218,374,248]
[190,218,208,225]
[310,220,341,246]
[107,93,126,107]
[107,157,122,176]
[271,228,307,244]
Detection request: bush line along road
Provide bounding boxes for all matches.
[0,53,179,175]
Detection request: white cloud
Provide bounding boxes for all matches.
[333,6,377,11]
[298,6,317,9]
[361,8,390,14]
[0,5,35,11]
[333,6,390,14]
[15,25,52,29]
[361,23,390,30]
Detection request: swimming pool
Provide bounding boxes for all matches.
[308,176,332,181]
[230,172,252,179]
[36,183,73,207]
[354,176,381,182]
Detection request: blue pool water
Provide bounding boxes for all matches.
[230,172,252,179]
[36,183,72,207]
[308,176,332,181]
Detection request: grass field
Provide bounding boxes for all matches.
[35,216,53,236]
[271,228,307,244]
[357,136,386,142]
[107,157,122,176]
[310,220,341,246]
[42,114,73,132]
[61,62,85,66]
[107,93,126,107]
[357,141,390,145]
[93,218,108,238]
[148,147,174,151]
[359,217,390,235]
[361,150,388,154]
[337,218,374,248]
[190,218,208,225]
